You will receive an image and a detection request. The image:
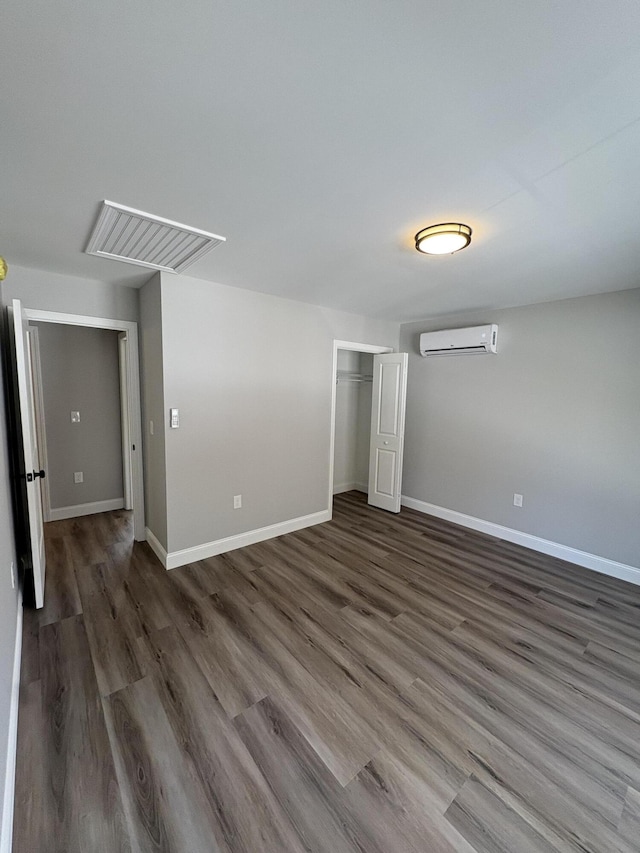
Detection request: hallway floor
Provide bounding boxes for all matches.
[13,493,640,852]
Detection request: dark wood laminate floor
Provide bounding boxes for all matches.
[14,492,640,852]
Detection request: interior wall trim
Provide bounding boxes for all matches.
[164,509,331,571]
[333,481,368,495]
[145,527,168,567]
[48,498,124,522]
[1,590,23,853]
[402,496,640,587]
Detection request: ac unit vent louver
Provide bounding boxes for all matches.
[85,201,226,273]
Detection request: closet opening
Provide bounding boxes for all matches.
[333,349,375,498]
[328,340,394,514]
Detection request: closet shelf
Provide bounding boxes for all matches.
[336,370,373,384]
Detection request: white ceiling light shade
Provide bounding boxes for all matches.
[415,222,472,255]
[85,201,226,273]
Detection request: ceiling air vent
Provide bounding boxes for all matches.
[85,201,226,273]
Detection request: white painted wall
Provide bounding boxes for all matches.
[140,273,399,557]
[400,288,640,568]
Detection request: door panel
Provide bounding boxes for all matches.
[373,448,396,498]
[377,361,401,435]
[10,299,46,608]
[368,352,408,513]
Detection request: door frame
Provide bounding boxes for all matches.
[23,308,145,540]
[118,332,133,511]
[27,325,52,522]
[328,339,393,515]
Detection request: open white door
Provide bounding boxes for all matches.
[368,352,408,513]
[10,299,46,608]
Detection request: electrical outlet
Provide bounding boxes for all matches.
[74,471,84,484]
[513,493,523,507]
[233,494,242,509]
[10,562,14,590]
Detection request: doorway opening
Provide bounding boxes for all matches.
[23,308,145,541]
[29,323,129,523]
[333,349,375,497]
[329,339,411,516]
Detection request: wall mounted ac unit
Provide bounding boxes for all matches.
[419,324,498,357]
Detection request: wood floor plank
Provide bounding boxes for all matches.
[235,696,391,853]
[13,680,46,850]
[103,676,227,853]
[38,536,82,627]
[19,605,40,686]
[74,561,147,696]
[445,775,563,853]
[393,610,640,779]
[223,591,380,784]
[172,590,270,717]
[33,615,130,852]
[344,750,479,853]
[411,677,635,853]
[136,625,307,852]
[618,787,640,847]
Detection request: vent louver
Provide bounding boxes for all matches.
[85,201,226,273]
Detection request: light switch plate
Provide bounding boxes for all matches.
[71,411,80,423]
[170,408,179,428]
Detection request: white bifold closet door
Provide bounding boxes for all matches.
[367,352,408,513]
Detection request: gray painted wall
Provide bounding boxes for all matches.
[355,353,373,488]
[0,283,24,844]
[334,350,361,491]
[139,274,167,548]
[33,323,123,510]
[400,288,640,567]
[2,264,139,322]
[145,273,399,553]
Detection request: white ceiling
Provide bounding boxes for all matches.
[3,0,640,321]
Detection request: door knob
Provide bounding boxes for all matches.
[33,469,45,479]
[383,441,389,445]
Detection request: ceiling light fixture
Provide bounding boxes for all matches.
[415,222,472,255]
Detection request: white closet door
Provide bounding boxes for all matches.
[367,352,408,513]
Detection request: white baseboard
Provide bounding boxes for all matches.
[145,527,168,568]
[333,481,368,495]
[165,509,331,570]
[49,498,124,522]
[402,496,640,587]
[1,590,23,853]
